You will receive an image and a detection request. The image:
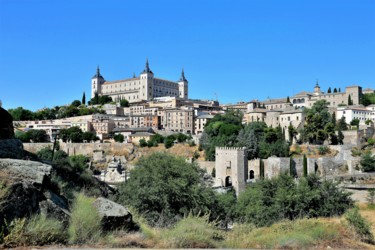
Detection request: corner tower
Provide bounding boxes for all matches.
[178,68,188,99]
[139,58,154,101]
[91,66,105,99]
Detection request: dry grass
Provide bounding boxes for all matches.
[130,143,202,163]
[290,144,338,158]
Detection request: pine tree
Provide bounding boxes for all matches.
[327,87,332,93]
[82,92,86,105]
[333,88,338,93]
[303,154,308,177]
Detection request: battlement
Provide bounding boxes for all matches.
[216,146,247,151]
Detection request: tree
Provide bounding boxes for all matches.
[164,135,175,149]
[350,118,360,127]
[117,152,218,226]
[235,174,353,227]
[8,107,34,121]
[286,96,290,103]
[139,138,147,147]
[82,92,86,105]
[259,159,264,179]
[200,110,243,160]
[237,122,267,159]
[337,116,348,131]
[120,99,129,107]
[339,88,341,92]
[333,88,338,93]
[327,87,332,93]
[71,100,81,107]
[348,95,353,105]
[114,134,124,143]
[288,124,298,144]
[303,154,308,177]
[362,93,375,106]
[302,100,332,144]
[337,128,344,145]
[82,131,98,142]
[360,152,375,172]
[27,129,48,142]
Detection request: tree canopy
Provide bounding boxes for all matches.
[117,152,218,226]
[301,100,336,144]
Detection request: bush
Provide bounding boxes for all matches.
[37,147,53,161]
[360,152,375,172]
[235,174,353,227]
[160,214,223,248]
[139,138,147,147]
[224,219,340,249]
[4,215,66,247]
[117,152,218,227]
[114,134,124,143]
[68,155,90,172]
[345,207,374,243]
[368,138,375,146]
[68,192,101,244]
[164,136,175,149]
[318,146,330,155]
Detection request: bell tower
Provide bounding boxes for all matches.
[139,58,154,101]
[178,68,188,99]
[91,66,105,99]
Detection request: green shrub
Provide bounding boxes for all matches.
[139,138,147,147]
[37,146,53,161]
[68,192,101,244]
[4,215,66,247]
[360,152,375,172]
[351,147,362,157]
[224,219,339,249]
[367,138,375,146]
[345,207,374,243]
[160,214,223,248]
[68,155,89,172]
[318,146,330,155]
[113,134,124,143]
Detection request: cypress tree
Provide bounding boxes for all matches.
[260,159,264,179]
[333,88,338,93]
[303,154,308,177]
[82,92,86,105]
[348,95,353,105]
[327,87,332,93]
[289,157,294,177]
[339,88,341,92]
[287,96,290,103]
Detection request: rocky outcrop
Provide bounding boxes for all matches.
[93,197,136,231]
[0,159,70,233]
[0,107,14,139]
[0,139,24,159]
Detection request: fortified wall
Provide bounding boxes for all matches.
[212,145,361,195]
[23,142,135,159]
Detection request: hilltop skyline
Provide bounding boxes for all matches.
[1,0,374,111]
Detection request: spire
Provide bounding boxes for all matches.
[179,68,187,81]
[133,72,136,78]
[92,65,103,79]
[315,79,319,87]
[141,58,153,74]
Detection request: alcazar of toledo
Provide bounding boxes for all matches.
[91,59,188,103]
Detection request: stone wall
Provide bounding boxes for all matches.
[23,142,134,158]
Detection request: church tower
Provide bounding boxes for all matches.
[178,68,188,99]
[313,80,322,95]
[139,58,154,101]
[91,66,105,99]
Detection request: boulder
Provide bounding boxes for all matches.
[93,197,137,231]
[0,107,14,139]
[0,139,24,159]
[0,158,51,185]
[0,159,70,234]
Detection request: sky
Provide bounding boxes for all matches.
[0,0,374,111]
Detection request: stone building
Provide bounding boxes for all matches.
[91,59,188,103]
[214,147,248,196]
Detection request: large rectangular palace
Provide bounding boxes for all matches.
[91,59,188,103]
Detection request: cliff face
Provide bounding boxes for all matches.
[0,107,14,140]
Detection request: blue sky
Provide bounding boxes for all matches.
[0,0,374,111]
